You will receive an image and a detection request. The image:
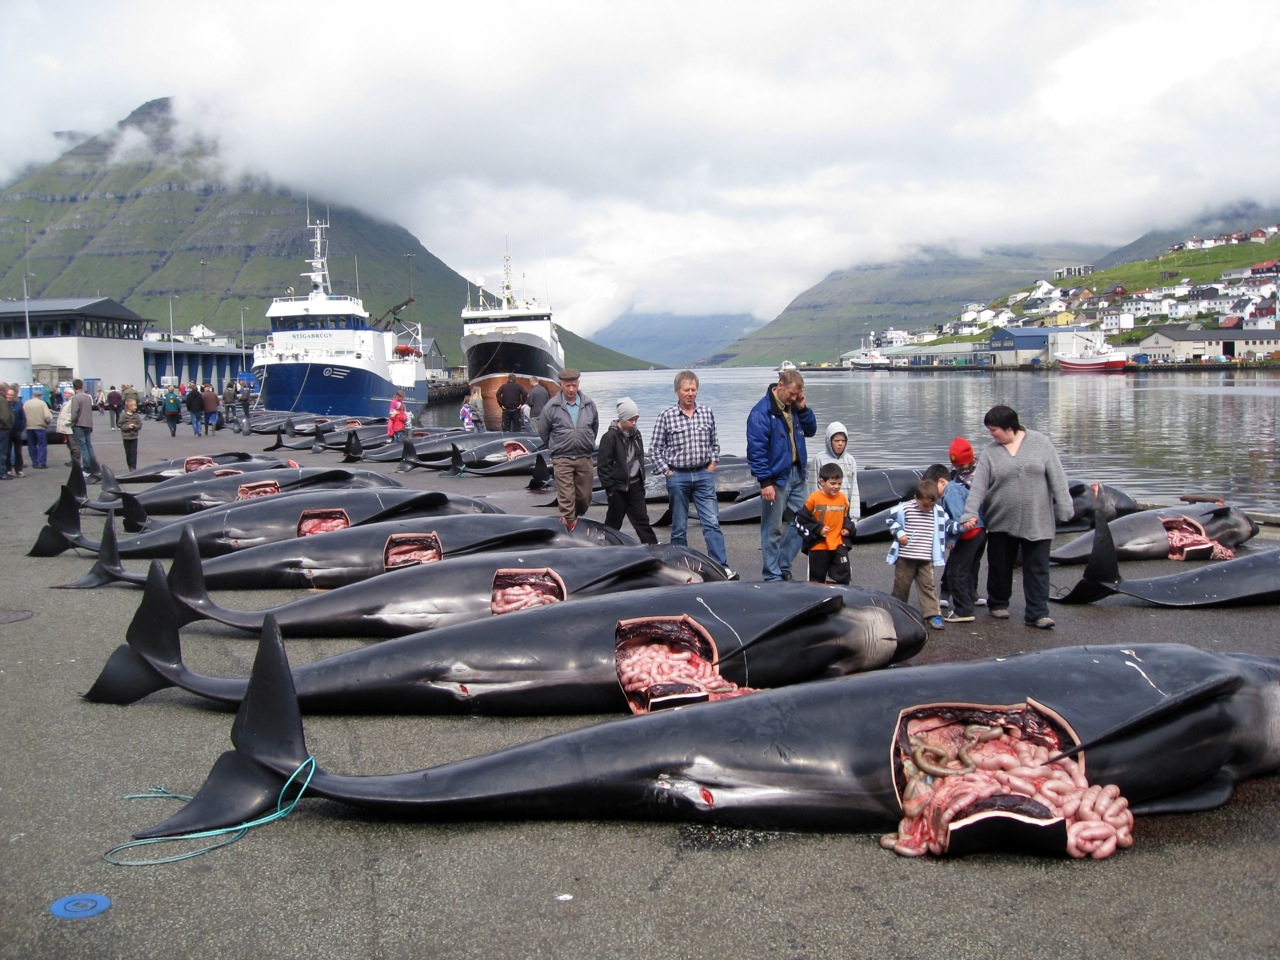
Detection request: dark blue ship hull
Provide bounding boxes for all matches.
[256,362,428,418]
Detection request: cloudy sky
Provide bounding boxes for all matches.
[4,0,1279,335]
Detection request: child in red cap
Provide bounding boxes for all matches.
[940,436,985,621]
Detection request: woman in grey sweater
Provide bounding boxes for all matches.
[960,405,1072,629]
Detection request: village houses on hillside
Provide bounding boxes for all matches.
[837,222,1280,368]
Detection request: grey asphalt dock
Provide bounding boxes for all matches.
[2,421,1278,960]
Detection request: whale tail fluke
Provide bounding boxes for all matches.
[394,439,417,472]
[527,453,551,491]
[341,432,364,464]
[166,526,261,632]
[65,461,88,505]
[82,560,184,704]
[98,463,123,500]
[1053,486,1123,605]
[133,616,308,839]
[54,515,145,588]
[120,491,151,533]
[29,486,89,557]
[444,443,466,478]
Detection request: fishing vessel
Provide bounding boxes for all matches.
[1053,339,1129,373]
[461,253,565,430]
[253,218,428,417]
[843,340,892,370]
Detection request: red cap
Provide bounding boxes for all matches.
[949,437,974,466]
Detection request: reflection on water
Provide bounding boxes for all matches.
[423,368,1280,512]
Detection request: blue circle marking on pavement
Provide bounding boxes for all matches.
[50,894,111,919]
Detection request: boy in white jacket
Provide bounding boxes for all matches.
[807,421,860,515]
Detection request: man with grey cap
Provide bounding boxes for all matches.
[536,368,599,530]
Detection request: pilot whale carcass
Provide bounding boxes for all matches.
[79,466,402,516]
[1049,504,1258,565]
[61,511,629,590]
[1054,508,1280,607]
[165,536,729,636]
[85,579,925,712]
[131,637,1280,862]
[31,488,498,560]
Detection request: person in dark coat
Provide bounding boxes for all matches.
[596,397,657,544]
[184,384,204,437]
[495,374,527,433]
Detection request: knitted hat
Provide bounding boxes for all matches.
[949,437,974,466]
[616,397,640,422]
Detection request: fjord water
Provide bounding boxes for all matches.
[426,367,1280,513]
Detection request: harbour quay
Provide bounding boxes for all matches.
[1,424,1277,960]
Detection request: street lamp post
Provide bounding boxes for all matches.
[168,295,179,384]
[22,271,34,367]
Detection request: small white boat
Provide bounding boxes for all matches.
[1054,344,1128,373]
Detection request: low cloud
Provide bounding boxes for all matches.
[4,0,1279,335]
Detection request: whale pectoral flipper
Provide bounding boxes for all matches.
[1044,674,1245,764]
[1129,770,1235,815]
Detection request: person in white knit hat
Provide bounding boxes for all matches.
[596,396,656,543]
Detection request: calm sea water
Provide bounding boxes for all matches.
[423,367,1280,513]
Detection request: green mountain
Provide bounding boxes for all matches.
[0,98,641,372]
[712,243,1110,367]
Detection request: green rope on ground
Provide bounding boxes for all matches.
[103,757,316,866]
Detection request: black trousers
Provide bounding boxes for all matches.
[985,532,1051,623]
[807,545,851,584]
[604,484,657,544]
[501,409,523,432]
[942,530,987,616]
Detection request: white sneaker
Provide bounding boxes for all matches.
[723,566,740,581]
[939,598,951,609]
[975,598,987,606]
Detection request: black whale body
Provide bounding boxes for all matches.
[32,488,498,560]
[181,513,630,590]
[86,579,925,713]
[1049,504,1259,564]
[1055,506,1280,607]
[133,637,1280,847]
[167,538,727,636]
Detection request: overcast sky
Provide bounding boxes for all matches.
[4,0,1279,334]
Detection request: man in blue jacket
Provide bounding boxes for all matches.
[746,369,817,581]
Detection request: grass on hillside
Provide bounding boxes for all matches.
[1003,236,1280,306]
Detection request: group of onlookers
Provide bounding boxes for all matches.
[0,378,256,481]
[539,365,1072,630]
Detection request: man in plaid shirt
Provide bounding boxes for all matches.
[649,371,736,579]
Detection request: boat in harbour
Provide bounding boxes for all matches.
[843,340,892,370]
[1053,341,1129,373]
[253,218,429,418]
[461,253,565,430]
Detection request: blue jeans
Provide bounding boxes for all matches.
[759,464,806,580]
[71,424,99,476]
[27,428,47,468]
[665,468,728,566]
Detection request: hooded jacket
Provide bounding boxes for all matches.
[806,420,860,511]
